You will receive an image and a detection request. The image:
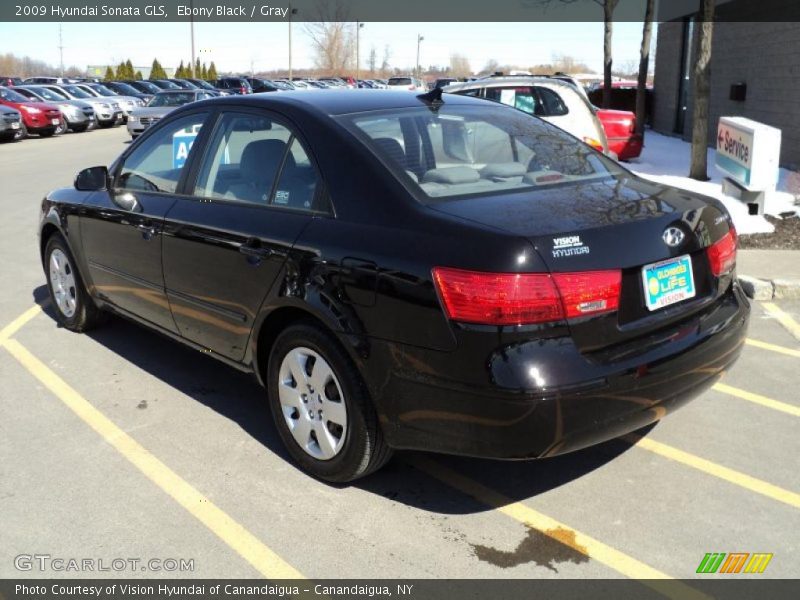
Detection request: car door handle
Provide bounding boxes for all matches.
[136,223,157,240]
[239,240,273,259]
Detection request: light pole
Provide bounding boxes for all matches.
[356,22,364,85]
[189,0,195,76]
[416,34,424,79]
[288,4,298,80]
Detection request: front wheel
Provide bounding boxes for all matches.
[267,323,392,482]
[55,118,67,135]
[44,234,106,332]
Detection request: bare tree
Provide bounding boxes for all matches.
[481,58,500,75]
[380,45,391,76]
[635,0,655,138]
[690,0,716,181]
[367,45,377,75]
[304,0,354,73]
[450,53,472,78]
[539,0,619,107]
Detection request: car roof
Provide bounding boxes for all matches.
[444,76,578,92]
[188,88,485,116]
[155,89,202,94]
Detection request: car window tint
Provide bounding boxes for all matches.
[535,87,569,116]
[117,113,208,194]
[484,87,541,116]
[271,138,322,211]
[193,113,292,205]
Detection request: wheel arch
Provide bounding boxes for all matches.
[250,303,366,389]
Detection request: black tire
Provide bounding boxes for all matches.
[55,118,67,135]
[267,322,392,482]
[43,234,107,333]
[14,123,27,140]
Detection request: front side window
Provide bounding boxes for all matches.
[116,112,208,194]
[193,113,319,212]
[343,104,622,202]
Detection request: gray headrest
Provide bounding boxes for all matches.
[422,166,480,184]
[240,139,294,184]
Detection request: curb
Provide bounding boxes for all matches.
[738,275,800,301]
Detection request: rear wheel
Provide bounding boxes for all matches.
[44,234,106,332]
[55,118,67,135]
[267,323,392,482]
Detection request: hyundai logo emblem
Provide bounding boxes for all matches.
[662,227,685,247]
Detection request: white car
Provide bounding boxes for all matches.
[443,76,610,155]
[386,76,426,91]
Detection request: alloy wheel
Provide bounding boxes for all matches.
[49,248,77,318]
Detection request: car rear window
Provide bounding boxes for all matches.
[389,78,412,86]
[341,104,622,202]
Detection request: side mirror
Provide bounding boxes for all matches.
[74,166,108,191]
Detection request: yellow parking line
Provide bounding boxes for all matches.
[0,304,43,343]
[410,457,709,600]
[763,302,800,341]
[713,382,800,417]
[1,338,304,579]
[623,434,800,510]
[745,338,800,358]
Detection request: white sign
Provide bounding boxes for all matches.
[715,116,781,192]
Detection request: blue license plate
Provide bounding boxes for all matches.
[641,255,696,311]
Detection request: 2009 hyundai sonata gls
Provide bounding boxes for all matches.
[39,90,749,481]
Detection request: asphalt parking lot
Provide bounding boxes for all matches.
[1,127,798,585]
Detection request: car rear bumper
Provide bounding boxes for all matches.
[363,282,749,459]
[608,134,643,161]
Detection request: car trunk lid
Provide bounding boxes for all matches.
[429,175,735,352]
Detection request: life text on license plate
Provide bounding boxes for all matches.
[642,255,696,311]
[11,122,19,129]
[51,118,60,125]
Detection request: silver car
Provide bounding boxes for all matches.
[443,76,610,155]
[14,85,95,133]
[74,83,143,121]
[0,104,23,141]
[127,90,215,138]
[41,84,123,128]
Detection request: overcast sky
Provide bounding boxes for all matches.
[0,20,654,74]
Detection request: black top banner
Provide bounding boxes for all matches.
[2,0,799,23]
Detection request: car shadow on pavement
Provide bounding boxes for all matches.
[33,285,646,515]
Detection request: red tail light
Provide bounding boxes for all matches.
[432,267,620,326]
[707,227,737,276]
[241,86,247,94]
[553,271,621,318]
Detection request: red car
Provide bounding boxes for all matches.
[596,108,643,161]
[0,86,63,137]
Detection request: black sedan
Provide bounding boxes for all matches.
[38,90,749,482]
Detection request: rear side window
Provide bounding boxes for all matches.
[484,86,540,116]
[116,112,208,194]
[193,112,321,211]
[535,87,569,116]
